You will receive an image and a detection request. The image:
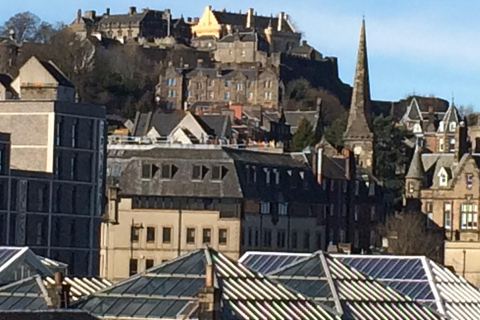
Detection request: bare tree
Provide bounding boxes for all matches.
[0,12,52,43]
[378,211,445,262]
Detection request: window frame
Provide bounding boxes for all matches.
[186,228,196,244]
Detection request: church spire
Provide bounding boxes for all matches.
[344,18,372,138]
[343,19,374,169]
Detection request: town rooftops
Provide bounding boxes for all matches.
[73,247,339,319]
[211,9,297,33]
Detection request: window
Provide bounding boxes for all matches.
[70,157,76,180]
[146,227,155,243]
[146,259,154,270]
[263,91,272,100]
[449,138,456,152]
[449,122,456,132]
[166,78,176,86]
[142,164,153,180]
[224,92,230,100]
[129,259,138,276]
[467,174,473,189]
[219,229,227,245]
[161,164,173,180]
[330,204,335,216]
[273,169,280,185]
[241,50,246,57]
[323,205,328,219]
[236,83,243,91]
[339,229,346,243]
[264,80,272,88]
[263,229,272,247]
[370,206,376,221]
[224,80,230,87]
[247,92,253,99]
[355,181,360,195]
[56,118,62,146]
[369,182,375,196]
[444,202,451,229]
[343,181,348,193]
[329,229,334,242]
[354,230,359,248]
[162,227,171,243]
[192,165,204,180]
[167,90,176,97]
[408,182,414,194]
[461,203,478,229]
[277,230,286,248]
[211,166,223,181]
[439,173,448,187]
[196,82,203,89]
[264,168,271,184]
[370,230,376,247]
[71,121,77,147]
[439,138,445,152]
[427,212,433,229]
[354,205,359,221]
[36,222,43,245]
[208,91,214,99]
[131,226,140,242]
[303,231,310,250]
[261,202,270,214]
[292,231,297,249]
[186,228,196,244]
[330,180,335,191]
[203,228,211,244]
[279,203,288,215]
[208,79,215,87]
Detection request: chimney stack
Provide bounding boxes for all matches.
[129,6,137,15]
[46,273,70,309]
[205,264,214,287]
[197,262,220,320]
[105,8,110,16]
[278,12,285,31]
[77,9,82,23]
[246,8,254,29]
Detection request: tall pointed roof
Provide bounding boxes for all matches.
[406,146,426,180]
[344,19,373,139]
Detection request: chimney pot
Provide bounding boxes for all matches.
[302,40,307,46]
[129,6,137,15]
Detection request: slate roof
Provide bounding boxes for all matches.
[212,11,296,33]
[264,110,320,134]
[107,146,320,203]
[99,11,149,25]
[242,251,441,319]
[0,310,100,320]
[39,61,74,88]
[421,153,456,188]
[337,255,480,320]
[404,97,423,122]
[406,147,426,180]
[74,247,339,319]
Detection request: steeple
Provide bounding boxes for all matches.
[343,19,374,169]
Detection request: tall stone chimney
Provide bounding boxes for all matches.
[76,9,82,23]
[197,263,221,320]
[129,6,137,15]
[278,12,285,31]
[246,8,254,28]
[105,8,110,16]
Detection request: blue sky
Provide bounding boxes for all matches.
[3,1,480,108]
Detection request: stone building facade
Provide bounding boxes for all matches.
[103,145,325,281]
[156,62,281,111]
[192,6,301,54]
[0,57,106,276]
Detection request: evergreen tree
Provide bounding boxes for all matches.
[324,111,348,148]
[373,115,411,208]
[291,118,317,151]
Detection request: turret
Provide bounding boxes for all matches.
[405,146,425,211]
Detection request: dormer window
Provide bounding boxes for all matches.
[438,167,449,187]
[449,122,456,132]
[439,138,445,152]
[439,121,445,132]
[467,174,473,189]
[408,182,414,194]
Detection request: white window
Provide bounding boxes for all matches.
[370,206,376,221]
[354,206,359,221]
[279,203,288,215]
[439,138,445,152]
[408,182,414,194]
[224,92,230,100]
[263,92,272,100]
[439,173,448,187]
[461,203,478,229]
[168,90,176,97]
[449,122,456,132]
[444,202,451,229]
[261,202,271,214]
[439,121,445,132]
[449,139,456,152]
[236,83,243,91]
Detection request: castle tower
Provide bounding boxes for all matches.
[343,19,374,169]
[405,146,425,211]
